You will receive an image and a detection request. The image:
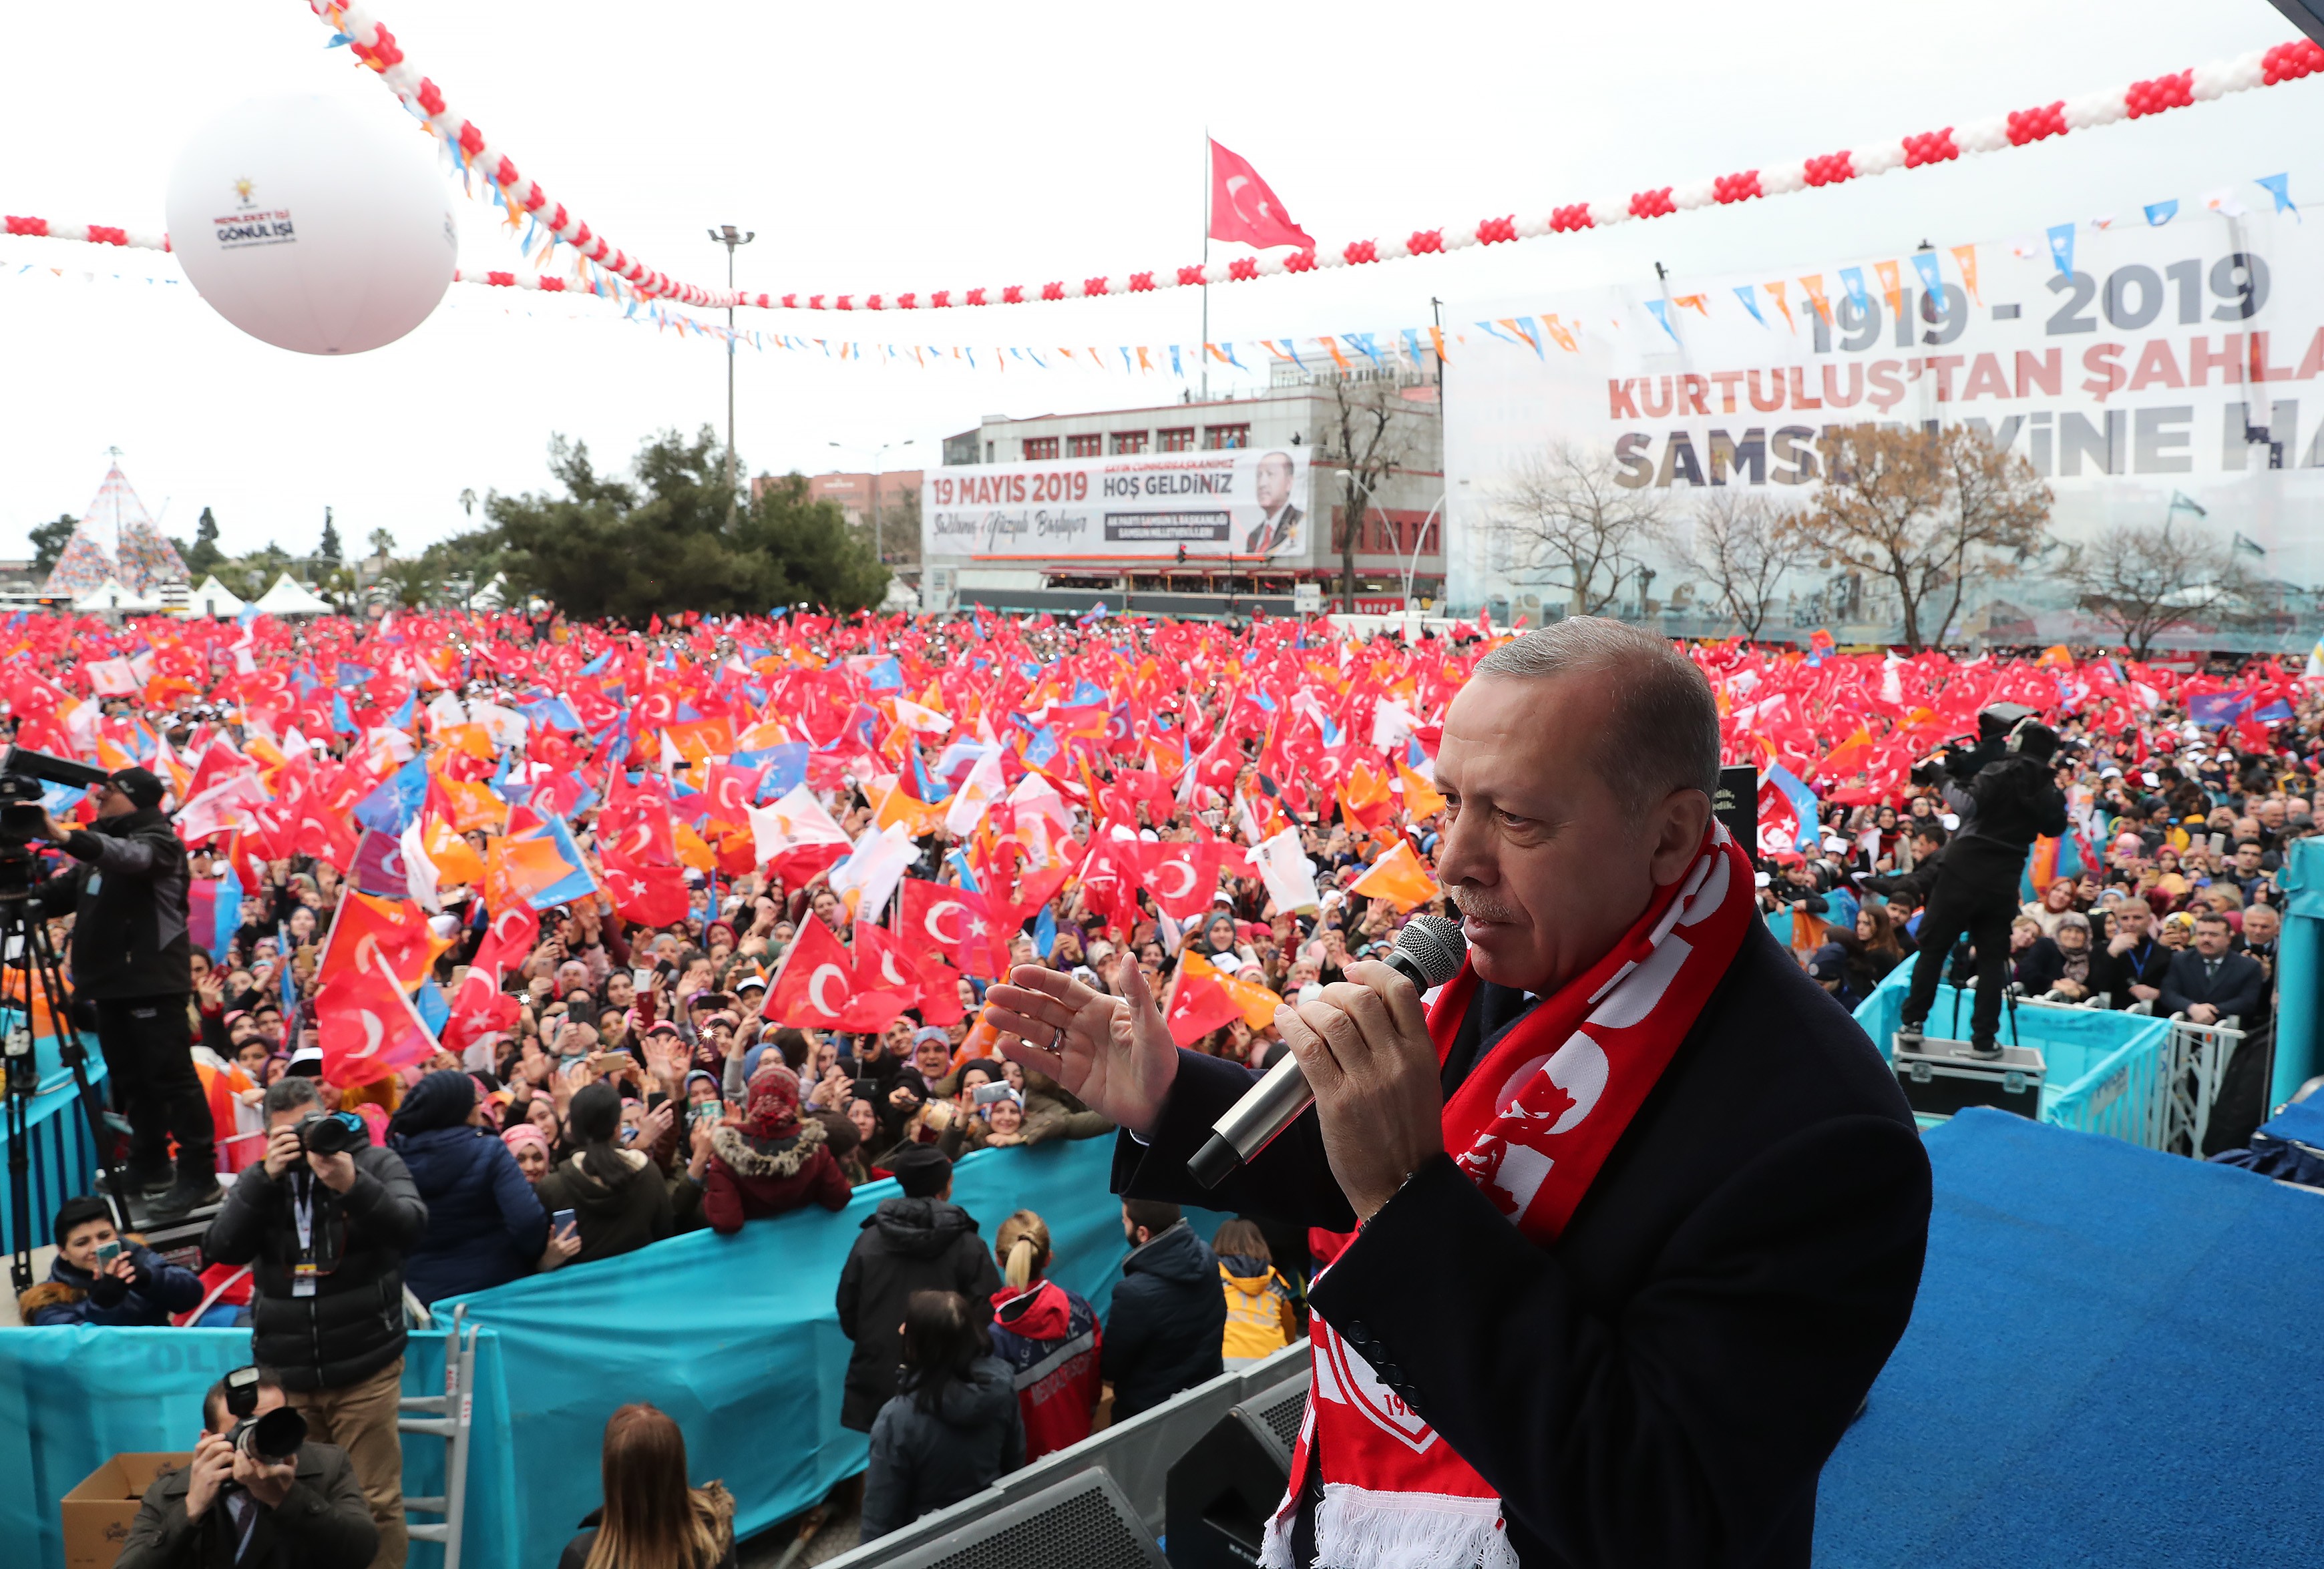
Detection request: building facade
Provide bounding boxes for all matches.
[922,364,1444,620]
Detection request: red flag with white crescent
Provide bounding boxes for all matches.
[767,914,859,1029]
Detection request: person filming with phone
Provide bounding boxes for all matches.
[986,620,1933,1569]
[17,1194,203,1326]
[204,1076,428,1569]
[116,1366,379,1569]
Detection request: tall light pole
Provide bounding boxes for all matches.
[708,224,755,523]
[829,439,914,564]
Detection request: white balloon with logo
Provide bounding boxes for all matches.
[166,95,457,355]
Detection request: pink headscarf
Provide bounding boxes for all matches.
[502,1123,550,1159]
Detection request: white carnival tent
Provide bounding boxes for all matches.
[182,575,247,618]
[250,574,334,617]
[71,577,168,615]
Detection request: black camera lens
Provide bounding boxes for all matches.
[231,1405,307,1464]
[296,1111,367,1156]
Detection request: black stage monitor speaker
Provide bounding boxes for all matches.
[860,1470,1165,1569]
[1163,1377,1308,1569]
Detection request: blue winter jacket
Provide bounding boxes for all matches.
[31,1242,204,1326]
[392,1123,548,1305]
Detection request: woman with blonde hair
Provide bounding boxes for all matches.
[558,1403,735,1569]
[984,1210,1103,1460]
[1213,1218,1300,1367]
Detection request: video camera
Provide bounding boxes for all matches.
[0,744,110,847]
[219,1366,308,1466]
[293,1110,369,1158]
[1910,703,2060,786]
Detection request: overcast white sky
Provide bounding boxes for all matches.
[0,1,2316,561]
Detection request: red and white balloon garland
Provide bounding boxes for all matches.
[11,13,2324,317]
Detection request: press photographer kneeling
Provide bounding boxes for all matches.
[204,1078,428,1569]
[116,1365,379,1569]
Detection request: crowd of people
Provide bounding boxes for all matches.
[11,603,2321,1560]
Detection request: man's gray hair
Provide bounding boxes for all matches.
[263,1076,323,1118]
[1473,618,1722,815]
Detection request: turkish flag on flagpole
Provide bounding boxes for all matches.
[1208,140,1314,250]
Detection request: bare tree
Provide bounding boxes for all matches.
[2054,509,2248,660]
[1666,489,1810,640]
[1317,375,1418,612]
[1488,444,1666,617]
[1784,423,2049,652]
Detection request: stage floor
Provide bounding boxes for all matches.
[1816,1109,2324,1566]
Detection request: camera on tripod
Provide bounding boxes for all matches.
[0,744,110,848]
[220,1365,308,1467]
[293,1110,369,1158]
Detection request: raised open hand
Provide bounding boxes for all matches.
[985,955,1177,1138]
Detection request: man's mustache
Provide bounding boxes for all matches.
[1447,888,1523,924]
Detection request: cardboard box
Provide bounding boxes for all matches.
[61,1453,186,1569]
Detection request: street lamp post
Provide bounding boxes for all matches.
[1335,481,1445,634]
[708,224,756,523]
[829,439,914,564]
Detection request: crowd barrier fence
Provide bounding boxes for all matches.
[1,1132,1227,1569]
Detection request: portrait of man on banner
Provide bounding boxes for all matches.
[1243,450,1304,555]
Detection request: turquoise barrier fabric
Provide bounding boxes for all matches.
[2271,837,2324,1106]
[2,1132,1237,1568]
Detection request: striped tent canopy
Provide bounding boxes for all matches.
[40,462,188,599]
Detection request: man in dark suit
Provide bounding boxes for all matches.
[2091,897,2172,1010]
[2158,911,2265,1027]
[117,1370,378,1569]
[1241,451,1302,555]
[986,618,1931,1568]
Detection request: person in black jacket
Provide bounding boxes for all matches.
[1898,716,2068,1054]
[387,1070,548,1304]
[33,767,216,1220]
[203,1076,428,1568]
[861,1289,1026,1540]
[116,1369,379,1569]
[2091,897,2171,1009]
[986,619,1930,1569]
[835,1146,1002,1431]
[533,1081,673,1266]
[1101,1199,1226,1419]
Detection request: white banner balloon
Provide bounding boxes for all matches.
[166,95,455,356]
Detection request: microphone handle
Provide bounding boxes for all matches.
[1185,950,1432,1189]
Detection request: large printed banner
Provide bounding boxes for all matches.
[1442,202,2324,612]
[924,446,1314,561]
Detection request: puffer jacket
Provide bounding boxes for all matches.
[835,1196,1003,1430]
[393,1124,548,1305]
[202,1144,428,1391]
[702,1117,851,1235]
[1102,1220,1226,1419]
[534,1147,673,1265]
[21,1239,204,1327]
[861,1355,1026,1541]
[988,1279,1101,1460]
[33,807,192,999]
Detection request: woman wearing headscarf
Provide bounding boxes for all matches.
[389,1070,550,1305]
[700,1064,851,1235]
[536,1081,676,1265]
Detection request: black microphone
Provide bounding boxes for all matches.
[1186,915,1466,1188]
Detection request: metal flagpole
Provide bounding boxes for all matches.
[1201,129,1209,401]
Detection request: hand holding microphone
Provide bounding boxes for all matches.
[1189,915,1465,1196]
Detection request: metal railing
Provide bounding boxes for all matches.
[399,1301,477,1569]
[2160,1014,2248,1157]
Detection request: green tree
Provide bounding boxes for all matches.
[29,513,77,579]
[319,507,343,562]
[218,542,291,601]
[487,428,886,622]
[368,528,396,559]
[181,507,225,578]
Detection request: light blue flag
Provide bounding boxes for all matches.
[2144,199,2179,226]
[1733,285,1766,326]
[2046,222,2076,277]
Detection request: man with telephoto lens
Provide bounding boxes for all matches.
[115,1367,378,1569]
[1896,708,2069,1057]
[30,766,216,1220]
[204,1078,428,1569]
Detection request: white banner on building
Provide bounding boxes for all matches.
[924,447,1313,561]
[1442,199,2324,618]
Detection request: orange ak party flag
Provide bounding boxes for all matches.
[1349,839,1441,913]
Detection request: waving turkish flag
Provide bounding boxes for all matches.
[1208,140,1314,250]
[443,902,537,1053]
[1142,839,1223,922]
[600,849,690,929]
[854,921,928,1010]
[1163,961,1244,1047]
[899,878,1002,977]
[317,956,439,1088]
[769,915,858,1029]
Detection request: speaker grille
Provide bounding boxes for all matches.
[924,1486,1153,1569]
[1254,1381,1309,1453]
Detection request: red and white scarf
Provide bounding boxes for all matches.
[1262,822,1754,1569]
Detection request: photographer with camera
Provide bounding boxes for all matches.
[203,1077,427,1569]
[116,1366,379,1569]
[1896,708,2068,1058]
[29,766,217,1222]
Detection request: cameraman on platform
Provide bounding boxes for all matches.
[1896,709,2068,1058]
[116,1368,378,1569]
[204,1077,428,1569]
[31,766,216,1222]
